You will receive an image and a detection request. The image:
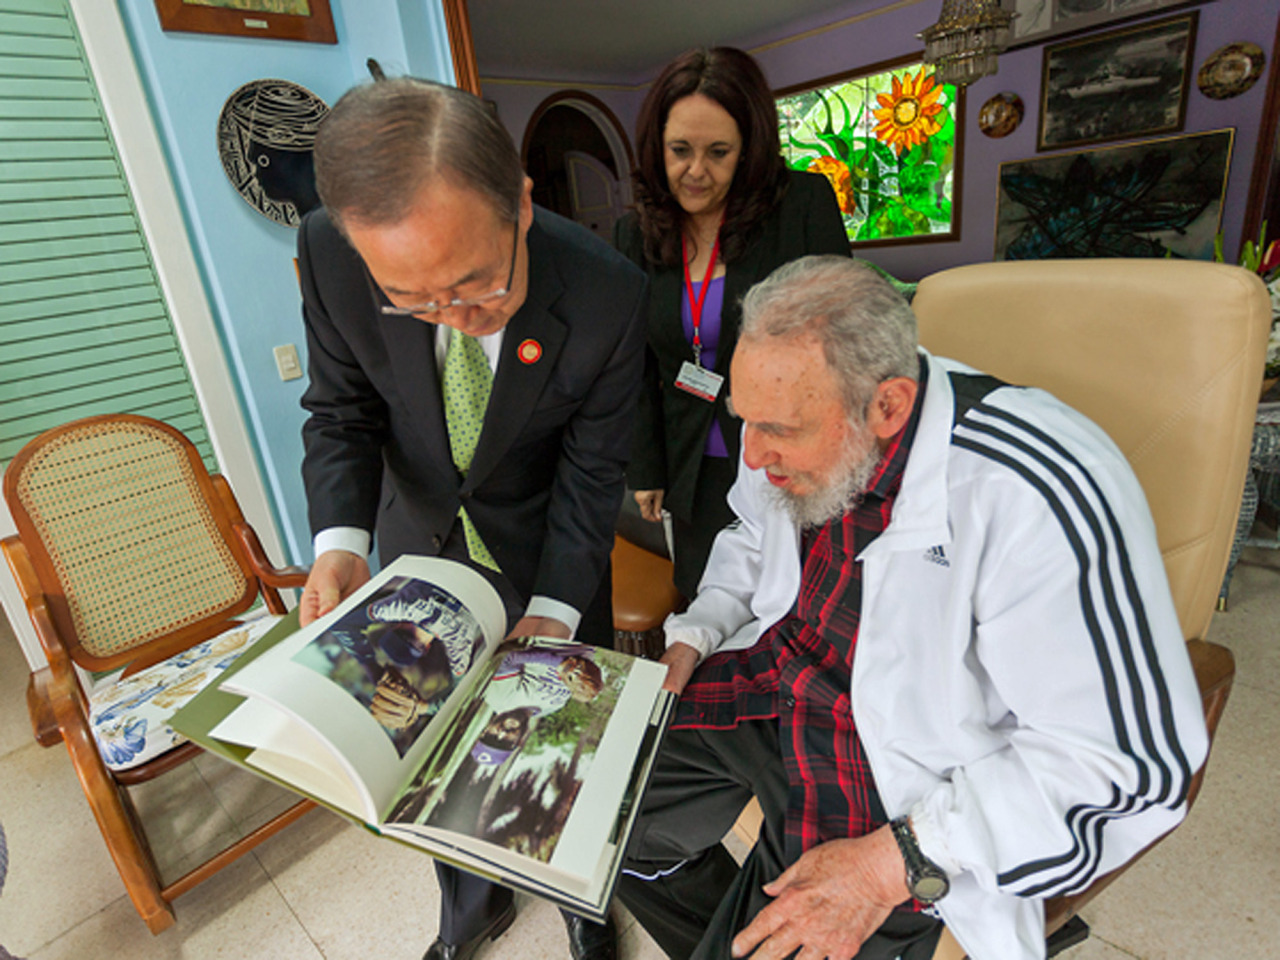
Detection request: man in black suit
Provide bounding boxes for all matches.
[295,77,647,960]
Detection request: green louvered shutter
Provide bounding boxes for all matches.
[0,0,216,469]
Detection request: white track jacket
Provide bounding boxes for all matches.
[664,351,1209,960]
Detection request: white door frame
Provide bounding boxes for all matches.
[524,93,634,209]
[565,149,623,241]
[1,0,287,668]
[561,98,633,208]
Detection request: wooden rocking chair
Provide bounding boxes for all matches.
[2,414,315,933]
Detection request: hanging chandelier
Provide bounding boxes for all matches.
[919,0,1018,87]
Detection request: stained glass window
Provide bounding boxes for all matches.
[777,59,960,245]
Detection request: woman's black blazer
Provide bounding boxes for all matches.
[614,169,850,521]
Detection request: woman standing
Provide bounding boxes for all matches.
[616,47,850,597]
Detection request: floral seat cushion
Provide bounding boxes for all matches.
[87,614,280,772]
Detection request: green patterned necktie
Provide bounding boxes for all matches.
[442,329,499,571]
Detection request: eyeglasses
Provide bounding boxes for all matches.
[377,218,519,318]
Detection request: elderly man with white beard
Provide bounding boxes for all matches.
[616,256,1208,960]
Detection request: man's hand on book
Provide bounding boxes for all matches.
[299,549,371,626]
[658,642,700,695]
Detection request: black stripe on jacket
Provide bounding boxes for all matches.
[947,379,1193,898]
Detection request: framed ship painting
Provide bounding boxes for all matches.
[1038,13,1196,150]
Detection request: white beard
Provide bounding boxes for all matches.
[766,421,883,529]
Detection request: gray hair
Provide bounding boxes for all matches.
[314,77,523,229]
[739,256,919,416]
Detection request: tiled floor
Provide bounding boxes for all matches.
[2,545,1280,959]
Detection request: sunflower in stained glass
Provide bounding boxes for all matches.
[873,70,945,156]
[807,156,856,214]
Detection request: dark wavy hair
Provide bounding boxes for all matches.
[632,47,789,267]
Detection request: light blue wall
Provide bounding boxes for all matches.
[114,0,455,563]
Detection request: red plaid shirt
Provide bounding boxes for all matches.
[673,363,925,863]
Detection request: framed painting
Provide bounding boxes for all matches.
[1002,0,1199,50]
[154,0,337,44]
[994,128,1234,260]
[775,54,963,247]
[1038,12,1196,151]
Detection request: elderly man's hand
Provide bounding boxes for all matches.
[731,825,908,960]
[299,550,371,626]
[658,642,701,695]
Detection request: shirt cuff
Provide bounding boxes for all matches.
[908,799,961,877]
[525,595,582,638]
[313,527,371,559]
[663,618,715,659]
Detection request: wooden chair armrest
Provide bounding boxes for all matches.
[233,522,309,587]
[1183,638,1234,810]
[2,536,90,722]
[234,522,308,616]
[1186,638,1234,733]
[209,474,309,588]
[3,537,74,673]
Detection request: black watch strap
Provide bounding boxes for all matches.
[890,816,950,904]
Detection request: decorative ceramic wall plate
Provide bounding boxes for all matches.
[1197,42,1266,101]
[217,79,329,227]
[979,92,1025,138]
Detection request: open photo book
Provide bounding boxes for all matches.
[172,555,674,922]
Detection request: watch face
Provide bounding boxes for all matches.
[914,873,950,902]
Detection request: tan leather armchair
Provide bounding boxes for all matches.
[912,258,1268,954]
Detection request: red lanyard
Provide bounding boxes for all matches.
[681,230,721,368]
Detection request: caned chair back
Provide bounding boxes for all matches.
[912,259,1270,644]
[4,415,257,671]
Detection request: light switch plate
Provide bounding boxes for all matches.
[273,344,303,381]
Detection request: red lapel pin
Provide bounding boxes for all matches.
[517,338,542,364]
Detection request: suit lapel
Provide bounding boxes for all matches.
[465,220,567,490]
[381,311,452,464]
[649,266,687,363]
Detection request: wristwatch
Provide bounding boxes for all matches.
[890,817,950,904]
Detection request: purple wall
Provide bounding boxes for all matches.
[483,82,645,161]
[485,0,1279,282]
[748,0,1280,280]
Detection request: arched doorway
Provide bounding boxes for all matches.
[522,92,634,243]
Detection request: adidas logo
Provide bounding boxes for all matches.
[924,545,950,567]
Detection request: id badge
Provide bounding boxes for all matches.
[674,360,724,403]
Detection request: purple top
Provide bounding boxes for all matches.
[681,275,729,458]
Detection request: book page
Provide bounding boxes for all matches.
[212,556,506,822]
[212,698,369,814]
[377,686,673,921]
[383,637,668,884]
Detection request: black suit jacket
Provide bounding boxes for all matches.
[614,170,850,521]
[298,206,649,626]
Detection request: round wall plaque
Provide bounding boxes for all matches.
[1197,43,1266,101]
[978,92,1024,139]
[217,79,329,227]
